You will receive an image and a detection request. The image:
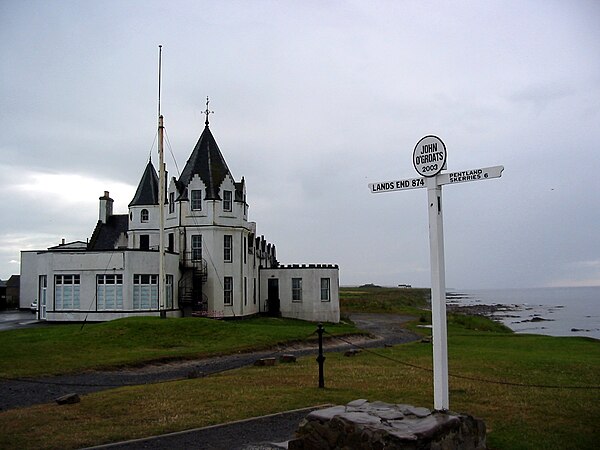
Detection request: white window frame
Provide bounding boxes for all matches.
[55,274,81,310]
[223,190,232,212]
[224,276,233,305]
[191,189,202,211]
[133,274,158,310]
[191,234,202,261]
[320,278,331,302]
[141,209,149,222]
[292,278,302,302]
[97,274,124,310]
[224,235,233,262]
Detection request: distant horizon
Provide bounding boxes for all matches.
[340,284,600,290]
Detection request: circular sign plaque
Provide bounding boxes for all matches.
[413,135,447,177]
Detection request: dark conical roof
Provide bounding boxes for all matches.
[177,125,232,200]
[129,160,159,206]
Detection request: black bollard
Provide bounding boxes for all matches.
[316,323,325,388]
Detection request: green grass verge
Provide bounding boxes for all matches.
[0,316,357,377]
[340,286,430,314]
[1,287,598,449]
[0,331,598,450]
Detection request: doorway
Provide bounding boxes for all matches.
[38,275,47,320]
[267,278,280,316]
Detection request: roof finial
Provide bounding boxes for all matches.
[204,96,213,127]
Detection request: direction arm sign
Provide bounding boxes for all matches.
[369,176,425,193]
[368,165,504,194]
[436,165,504,186]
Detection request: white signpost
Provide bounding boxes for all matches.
[369,136,503,411]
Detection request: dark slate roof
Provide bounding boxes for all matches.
[177,125,232,200]
[6,275,21,287]
[88,215,129,250]
[129,161,159,206]
[6,275,19,288]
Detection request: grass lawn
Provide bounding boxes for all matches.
[0,316,358,377]
[340,285,430,315]
[1,287,598,449]
[0,330,598,450]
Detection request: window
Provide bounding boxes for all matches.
[292,278,302,302]
[191,189,202,211]
[169,192,175,214]
[97,274,123,310]
[141,209,149,222]
[55,275,80,310]
[224,276,233,305]
[223,190,232,212]
[168,233,174,252]
[140,234,150,250]
[191,234,202,261]
[244,277,247,306]
[320,278,331,302]
[224,235,232,262]
[244,237,247,264]
[166,275,173,309]
[133,274,158,310]
[253,278,256,304]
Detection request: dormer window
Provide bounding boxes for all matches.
[141,209,149,222]
[191,189,202,211]
[223,190,232,212]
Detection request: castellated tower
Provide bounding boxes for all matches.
[165,118,274,317]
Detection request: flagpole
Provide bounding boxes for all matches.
[158,45,167,319]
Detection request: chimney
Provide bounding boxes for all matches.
[99,191,114,224]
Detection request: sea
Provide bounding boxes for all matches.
[447,286,600,340]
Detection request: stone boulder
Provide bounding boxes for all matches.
[288,399,485,450]
[55,393,81,405]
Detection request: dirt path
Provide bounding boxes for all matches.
[0,314,420,411]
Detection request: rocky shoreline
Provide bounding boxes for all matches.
[446,292,523,319]
[446,302,520,317]
[446,292,557,325]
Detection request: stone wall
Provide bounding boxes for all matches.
[289,399,486,450]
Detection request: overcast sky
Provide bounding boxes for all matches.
[1,0,599,289]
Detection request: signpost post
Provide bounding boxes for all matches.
[369,136,503,411]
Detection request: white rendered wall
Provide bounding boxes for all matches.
[260,266,340,323]
[21,250,181,321]
[195,225,259,318]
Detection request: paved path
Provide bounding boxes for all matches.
[0,314,420,412]
[0,309,41,331]
[84,406,327,450]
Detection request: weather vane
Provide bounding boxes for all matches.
[204,96,214,126]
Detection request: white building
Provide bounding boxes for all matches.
[20,115,340,323]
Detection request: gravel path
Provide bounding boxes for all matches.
[0,314,420,412]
